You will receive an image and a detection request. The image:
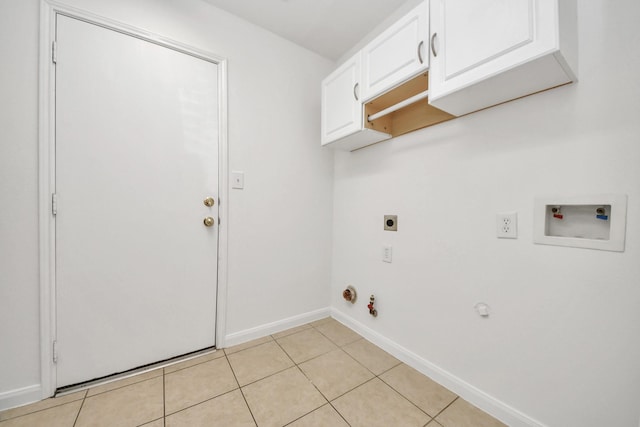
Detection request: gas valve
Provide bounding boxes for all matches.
[368,295,378,317]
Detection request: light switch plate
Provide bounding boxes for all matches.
[231,171,244,189]
[382,245,392,263]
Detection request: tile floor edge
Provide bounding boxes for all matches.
[223,307,331,348]
[329,308,550,427]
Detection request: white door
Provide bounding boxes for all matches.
[55,15,220,387]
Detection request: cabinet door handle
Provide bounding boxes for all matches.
[430,33,438,57]
[353,83,359,101]
[417,40,425,64]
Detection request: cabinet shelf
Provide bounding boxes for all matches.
[365,73,454,139]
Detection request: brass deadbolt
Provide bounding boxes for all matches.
[204,197,215,207]
[203,217,215,227]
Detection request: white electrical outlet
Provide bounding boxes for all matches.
[382,245,392,263]
[496,212,518,239]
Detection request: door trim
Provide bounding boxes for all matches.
[39,0,229,398]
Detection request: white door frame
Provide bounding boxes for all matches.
[38,0,229,398]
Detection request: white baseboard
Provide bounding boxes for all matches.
[223,307,331,348]
[330,308,548,427]
[0,384,42,412]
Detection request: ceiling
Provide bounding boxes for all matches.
[201,0,410,61]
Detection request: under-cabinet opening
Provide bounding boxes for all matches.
[364,72,455,138]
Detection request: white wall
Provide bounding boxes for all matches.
[0,0,334,405]
[0,0,42,398]
[331,1,640,426]
[337,0,423,65]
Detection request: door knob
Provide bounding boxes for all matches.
[203,197,215,207]
[203,217,215,227]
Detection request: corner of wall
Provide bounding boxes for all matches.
[223,307,331,348]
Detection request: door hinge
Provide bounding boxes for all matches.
[51,193,58,216]
[52,341,58,363]
[52,41,57,64]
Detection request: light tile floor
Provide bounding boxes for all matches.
[0,318,507,427]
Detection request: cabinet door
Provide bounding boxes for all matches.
[321,53,362,145]
[429,0,563,113]
[361,1,429,101]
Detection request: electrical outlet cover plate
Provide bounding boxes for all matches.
[384,215,397,231]
[497,212,517,239]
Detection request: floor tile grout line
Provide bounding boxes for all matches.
[224,353,259,427]
[281,402,352,427]
[432,396,459,421]
[309,317,333,328]
[376,374,438,421]
[80,370,165,398]
[290,360,355,426]
[135,416,164,427]
[71,390,87,427]
[283,317,358,427]
[0,387,91,423]
[272,335,300,368]
[297,346,377,400]
[270,324,313,341]
[273,330,342,366]
[164,357,241,418]
[288,324,451,426]
[322,363,439,424]
[287,365,331,422]
[370,358,459,421]
[276,323,404,407]
[328,376,379,403]
[339,343,393,378]
[375,360,403,377]
[226,339,295,378]
[224,335,275,356]
[0,394,87,423]
[236,387,259,427]
[272,336,347,426]
[273,333,335,366]
[311,319,473,424]
[293,362,329,401]
[163,386,241,419]
[326,374,434,425]
[311,321,362,348]
[163,352,225,375]
[327,400,353,427]
[232,364,297,389]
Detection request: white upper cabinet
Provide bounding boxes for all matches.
[361,1,429,101]
[321,53,363,145]
[428,0,577,116]
[321,52,391,149]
